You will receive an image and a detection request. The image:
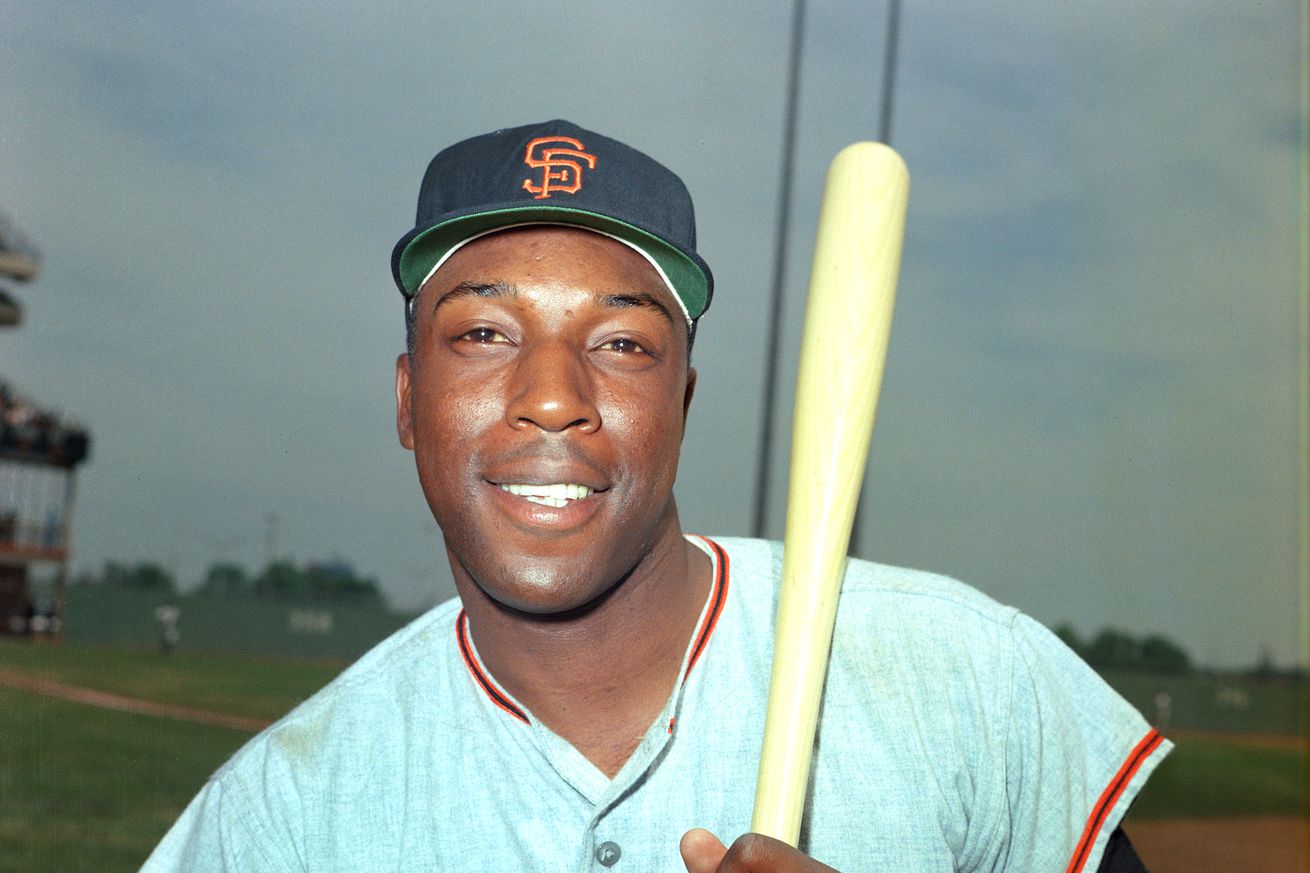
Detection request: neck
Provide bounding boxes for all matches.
[453,520,712,777]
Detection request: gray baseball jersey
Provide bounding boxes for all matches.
[143,536,1169,872]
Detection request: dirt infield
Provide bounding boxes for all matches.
[0,669,272,732]
[1125,816,1307,873]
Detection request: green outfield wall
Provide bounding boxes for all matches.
[53,588,1307,737]
[60,587,423,661]
[1102,669,1307,737]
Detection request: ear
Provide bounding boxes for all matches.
[681,366,697,431]
[395,353,415,450]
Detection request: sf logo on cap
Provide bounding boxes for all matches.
[522,136,598,199]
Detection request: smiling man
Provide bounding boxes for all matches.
[396,225,710,779]
[143,120,1168,873]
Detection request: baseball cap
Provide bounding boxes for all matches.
[391,119,713,322]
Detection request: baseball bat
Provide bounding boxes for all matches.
[750,142,909,845]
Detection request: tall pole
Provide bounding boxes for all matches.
[877,0,902,146]
[851,0,903,558]
[752,0,807,540]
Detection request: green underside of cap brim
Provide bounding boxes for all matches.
[398,207,709,319]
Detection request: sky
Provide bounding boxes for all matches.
[1,0,1304,669]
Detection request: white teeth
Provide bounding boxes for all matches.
[498,483,593,507]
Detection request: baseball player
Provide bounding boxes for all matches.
[142,120,1169,872]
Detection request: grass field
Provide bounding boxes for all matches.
[0,640,1305,872]
[1132,733,1306,819]
[1,639,342,872]
[0,638,344,721]
[0,687,252,871]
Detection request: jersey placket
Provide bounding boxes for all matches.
[453,536,731,871]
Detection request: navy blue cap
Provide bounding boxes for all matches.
[391,119,713,320]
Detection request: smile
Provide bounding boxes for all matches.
[497,482,594,508]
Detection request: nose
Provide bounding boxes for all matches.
[505,339,600,434]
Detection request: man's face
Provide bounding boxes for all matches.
[396,226,697,615]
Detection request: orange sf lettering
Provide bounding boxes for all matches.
[522,136,598,199]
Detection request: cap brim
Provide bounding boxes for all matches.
[392,205,713,320]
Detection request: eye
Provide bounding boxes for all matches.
[458,327,509,344]
[597,337,646,354]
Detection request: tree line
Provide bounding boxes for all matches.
[84,559,386,608]
[1054,624,1192,674]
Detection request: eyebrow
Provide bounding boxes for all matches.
[432,282,674,326]
[599,292,674,326]
[431,280,515,313]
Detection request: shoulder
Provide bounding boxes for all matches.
[142,597,469,869]
[215,596,465,783]
[697,536,1166,873]
[702,535,1093,707]
[285,595,464,714]
[705,534,1022,638]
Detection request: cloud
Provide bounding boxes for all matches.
[1,0,1302,665]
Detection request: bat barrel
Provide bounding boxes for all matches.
[751,142,909,845]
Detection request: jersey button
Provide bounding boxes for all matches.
[595,841,622,866]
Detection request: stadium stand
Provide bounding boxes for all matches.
[1,210,92,638]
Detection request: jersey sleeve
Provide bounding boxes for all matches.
[996,613,1171,873]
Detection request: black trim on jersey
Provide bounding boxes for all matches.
[685,537,729,674]
[456,610,529,724]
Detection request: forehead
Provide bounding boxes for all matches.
[418,226,681,313]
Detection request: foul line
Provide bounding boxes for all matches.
[0,669,272,733]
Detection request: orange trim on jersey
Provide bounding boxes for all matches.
[1064,729,1165,873]
[455,610,530,724]
[454,536,731,726]
[683,535,730,680]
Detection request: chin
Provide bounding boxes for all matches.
[454,549,625,618]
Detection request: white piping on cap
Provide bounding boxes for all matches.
[414,221,693,327]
